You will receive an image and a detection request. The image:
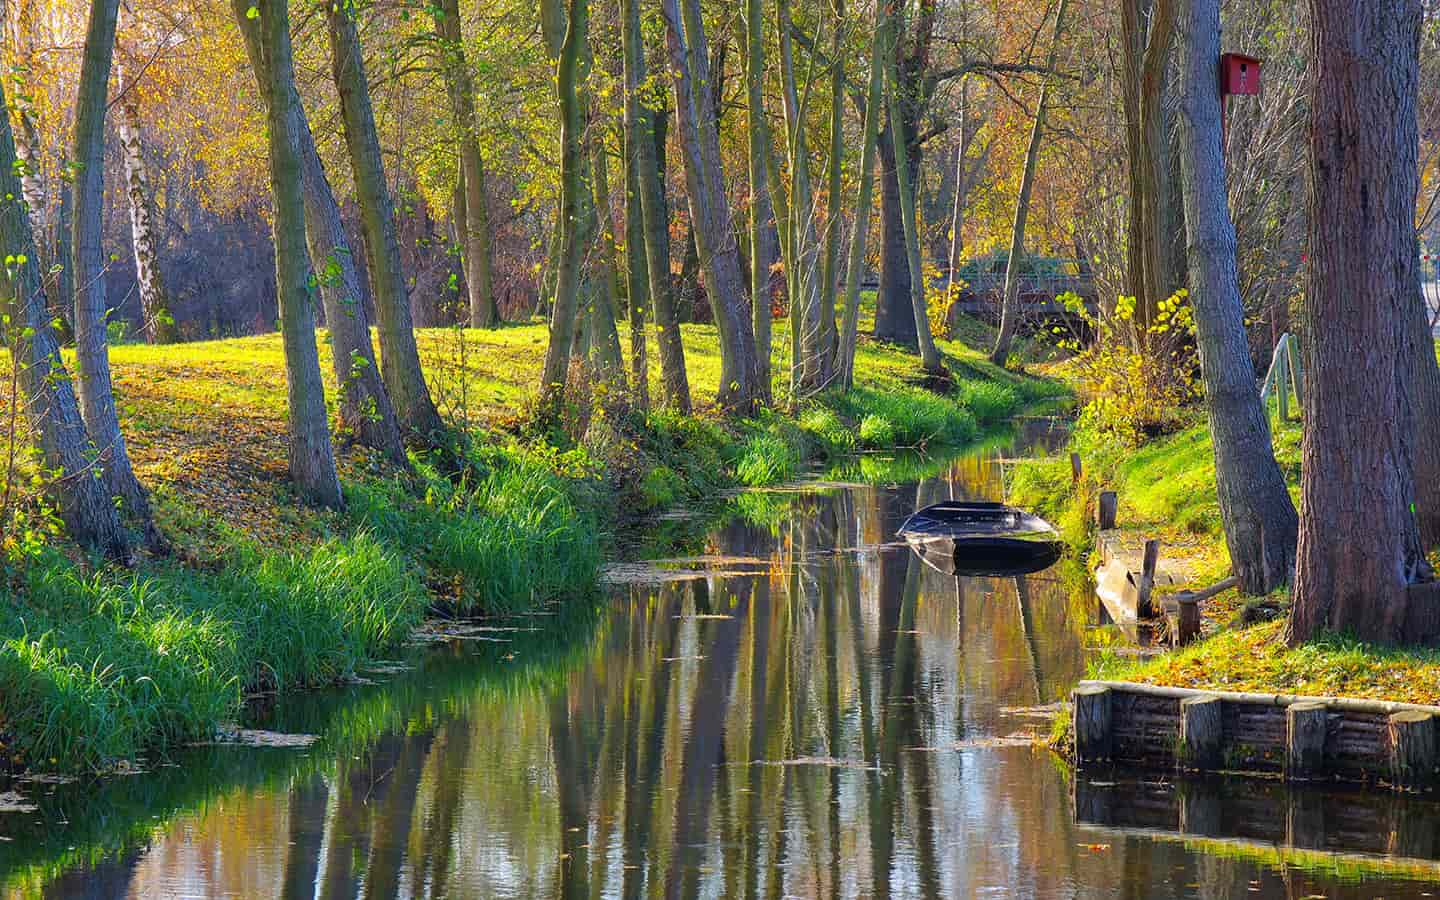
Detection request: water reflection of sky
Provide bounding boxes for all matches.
[5,424,1440,898]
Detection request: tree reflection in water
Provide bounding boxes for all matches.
[11,432,1440,899]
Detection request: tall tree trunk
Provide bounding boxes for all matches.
[586,133,626,379]
[537,0,588,417]
[234,3,408,465]
[775,0,827,396]
[1406,260,1440,549]
[991,0,1068,366]
[258,0,344,509]
[623,140,650,409]
[1176,0,1297,595]
[883,3,942,375]
[661,0,763,412]
[433,0,498,327]
[326,3,446,444]
[115,69,177,344]
[741,0,777,402]
[1286,0,1430,645]
[838,0,888,389]
[818,0,844,376]
[872,124,918,346]
[0,78,129,558]
[623,0,690,412]
[72,0,160,538]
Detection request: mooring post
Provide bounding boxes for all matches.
[1097,490,1118,531]
[1070,452,1083,485]
[1179,695,1224,771]
[1176,595,1201,646]
[1074,684,1112,763]
[1286,701,1329,779]
[1136,539,1161,618]
[1388,710,1437,790]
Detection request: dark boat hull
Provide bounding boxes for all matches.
[898,501,1063,577]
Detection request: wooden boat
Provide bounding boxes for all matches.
[897,501,1063,577]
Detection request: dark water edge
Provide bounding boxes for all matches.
[2,420,1440,898]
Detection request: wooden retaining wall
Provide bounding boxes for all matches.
[1073,680,1440,790]
[1073,774,1440,876]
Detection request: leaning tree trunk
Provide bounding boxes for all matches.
[72,0,160,539]
[1176,0,1297,595]
[0,77,129,558]
[433,0,498,328]
[234,1,408,465]
[991,0,1068,366]
[661,0,763,412]
[259,0,344,509]
[1287,0,1431,645]
[883,9,943,376]
[327,3,446,444]
[115,69,178,345]
[838,0,888,389]
[623,0,690,412]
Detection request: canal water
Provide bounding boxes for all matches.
[3,420,1440,898]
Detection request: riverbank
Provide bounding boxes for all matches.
[0,319,1062,772]
[1012,407,1440,710]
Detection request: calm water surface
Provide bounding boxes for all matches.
[4,420,1440,898]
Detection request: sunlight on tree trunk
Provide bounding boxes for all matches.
[258,0,344,509]
[72,0,162,543]
[1287,0,1431,645]
[0,77,129,558]
[115,67,177,345]
[327,2,445,445]
[433,0,498,328]
[1176,0,1296,594]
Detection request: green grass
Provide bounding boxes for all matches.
[0,533,425,770]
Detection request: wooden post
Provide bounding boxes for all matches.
[1176,595,1201,646]
[1286,701,1328,779]
[1388,710,1437,790]
[1276,343,1290,421]
[1136,539,1161,618]
[1074,684,1112,763]
[1070,451,1083,485]
[1179,695,1224,770]
[1097,490,1118,530]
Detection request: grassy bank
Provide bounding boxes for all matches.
[0,318,1059,772]
[1013,404,1440,708]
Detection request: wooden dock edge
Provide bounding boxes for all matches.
[1072,680,1440,790]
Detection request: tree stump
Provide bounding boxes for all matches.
[1097,490,1118,530]
[1179,695,1224,771]
[1388,710,1437,790]
[1286,701,1329,780]
[1074,685,1112,763]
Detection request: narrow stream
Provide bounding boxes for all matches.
[3,420,1440,898]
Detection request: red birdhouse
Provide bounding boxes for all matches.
[1220,53,1262,96]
